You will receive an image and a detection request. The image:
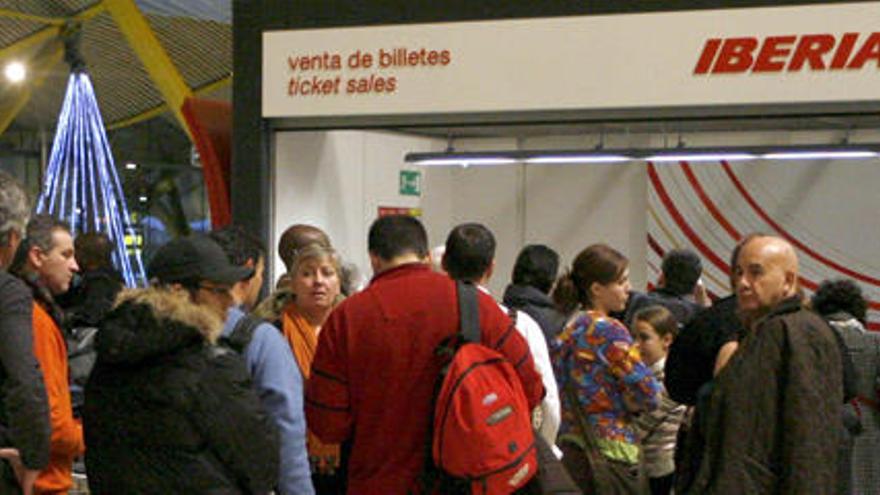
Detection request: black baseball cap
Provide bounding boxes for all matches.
[148,234,254,286]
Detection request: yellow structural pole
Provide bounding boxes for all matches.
[0,26,61,62]
[0,9,66,25]
[0,44,64,136]
[72,3,107,22]
[102,0,192,138]
[106,75,231,130]
[0,4,104,63]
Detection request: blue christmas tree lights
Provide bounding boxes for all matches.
[36,70,146,287]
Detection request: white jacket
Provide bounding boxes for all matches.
[479,286,561,447]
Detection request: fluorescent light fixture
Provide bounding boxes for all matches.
[525,155,630,164]
[125,162,138,170]
[647,153,757,163]
[4,61,25,83]
[416,157,516,166]
[138,196,148,203]
[405,144,880,167]
[761,151,878,160]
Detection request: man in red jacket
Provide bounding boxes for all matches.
[306,215,544,494]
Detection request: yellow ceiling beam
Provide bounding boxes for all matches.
[0,44,64,136]
[106,75,231,131]
[0,9,66,25]
[0,2,104,24]
[102,0,192,139]
[0,26,61,62]
[72,3,107,22]
[0,3,105,62]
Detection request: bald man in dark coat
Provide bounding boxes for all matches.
[689,235,843,494]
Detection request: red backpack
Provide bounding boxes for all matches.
[430,281,537,494]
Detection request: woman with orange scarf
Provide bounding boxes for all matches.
[279,244,345,494]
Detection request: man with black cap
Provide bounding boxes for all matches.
[83,234,280,494]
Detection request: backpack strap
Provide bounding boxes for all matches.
[221,314,263,354]
[411,281,480,494]
[456,280,480,343]
[506,306,518,326]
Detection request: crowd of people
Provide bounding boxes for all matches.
[0,168,878,495]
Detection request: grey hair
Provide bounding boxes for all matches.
[0,171,30,247]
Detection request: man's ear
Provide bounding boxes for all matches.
[26,245,43,270]
[485,259,496,282]
[441,253,448,272]
[244,258,256,269]
[657,273,666,288]
[369,253,382,273]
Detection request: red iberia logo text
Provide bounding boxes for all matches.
[694,33,880,74]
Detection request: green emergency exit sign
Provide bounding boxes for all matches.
[399,170,421,196]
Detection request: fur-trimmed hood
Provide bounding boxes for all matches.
[252,286,295,323]
[96,287,224,366]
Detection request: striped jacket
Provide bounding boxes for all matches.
[634,357,687,478]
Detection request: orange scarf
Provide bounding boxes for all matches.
[281,303,341,473]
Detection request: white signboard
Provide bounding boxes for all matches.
[262,2,880,118]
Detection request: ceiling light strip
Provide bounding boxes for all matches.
[406,145,880,166]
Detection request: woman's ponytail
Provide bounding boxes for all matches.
[552,243,628,316]
[552,269,582,316]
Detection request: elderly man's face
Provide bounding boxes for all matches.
[734,237,796,314]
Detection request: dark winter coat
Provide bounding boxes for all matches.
[0,271,50,474]
[57,266,124,328]
[665,295,742,406]
[84,288,279,494]
[503,283,568,343]
[689,296,843,495]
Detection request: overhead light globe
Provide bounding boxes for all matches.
[4,61,26,83]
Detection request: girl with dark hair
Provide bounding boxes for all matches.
[631,306,686,495]
[551,244,660,494]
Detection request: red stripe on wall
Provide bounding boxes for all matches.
[648,162,730,274]
[651,162,880,311]
[680,162,742,240]
[720,161,880,288]
[647,234,666,259]
[718,162,880,311]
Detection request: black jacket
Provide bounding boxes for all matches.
[502,283,567,343]
[57,267,124,328]
[84,288,279,494]
[0,271,50,471]
[665,295,742,406]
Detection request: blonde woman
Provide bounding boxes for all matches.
[279,244,345,494]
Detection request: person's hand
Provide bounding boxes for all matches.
[714,341,739,376]
[0,448,37,495]
[693,278,712,308]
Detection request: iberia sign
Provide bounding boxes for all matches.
[263,2,880,119]
[695,33,880,74]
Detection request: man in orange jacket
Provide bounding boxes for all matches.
[14,215,82,494]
